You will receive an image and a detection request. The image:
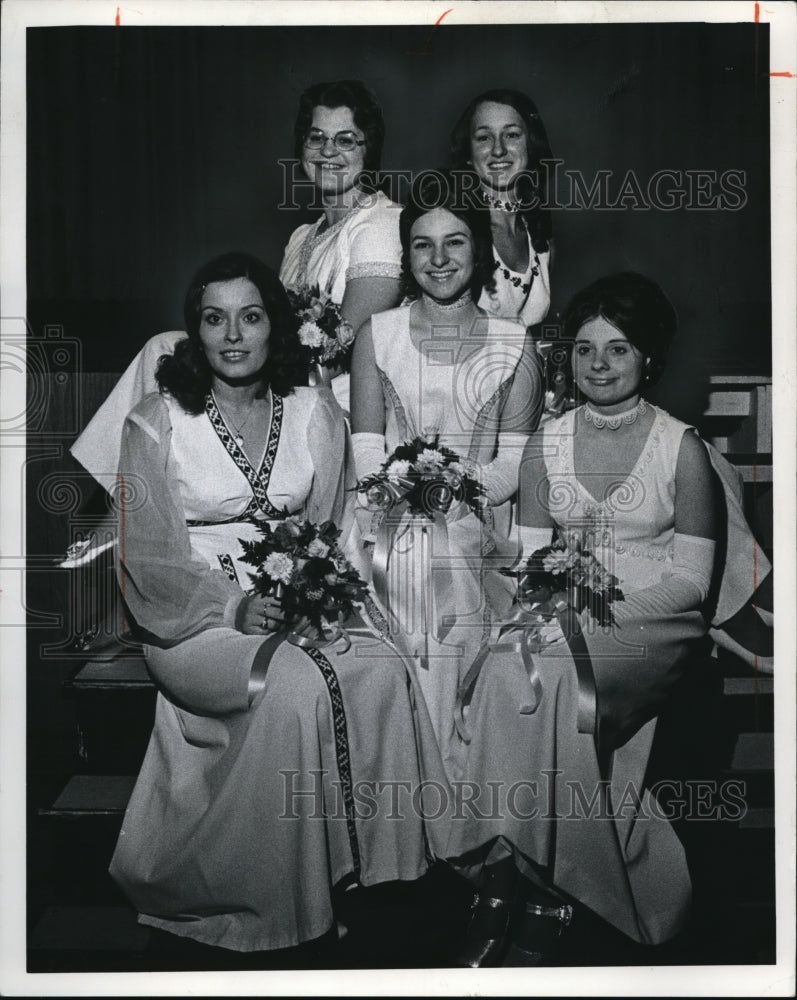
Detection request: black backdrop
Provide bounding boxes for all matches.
[27,21,771,419]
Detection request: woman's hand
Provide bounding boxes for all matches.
[237,594,288,635]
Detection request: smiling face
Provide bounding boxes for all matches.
[300,104,366,197]
[573,315,647,411]
[469,100,529,194]
[198,277,271,385]
[409,207,475,303]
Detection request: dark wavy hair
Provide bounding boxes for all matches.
[399,170,496,302]
[562,272,678,387]
[450,88,553,254]
[293,79,385,176]
[156,252,302,413]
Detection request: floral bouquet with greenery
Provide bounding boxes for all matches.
[287,285,356,373]
[239,516,368,632]
[356,433,485,520]
[510,532,624,628]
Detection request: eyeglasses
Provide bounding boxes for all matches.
[303,129,366,153]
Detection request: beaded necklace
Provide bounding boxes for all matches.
[583,398,647,430]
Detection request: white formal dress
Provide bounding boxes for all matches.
[364,304,530,780]
[446,404,770,945]
[279,190,403,414]
[109,387,432,952]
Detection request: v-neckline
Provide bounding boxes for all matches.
[571,405,659,507]
[206,390,285,518]
[211,390,272,470]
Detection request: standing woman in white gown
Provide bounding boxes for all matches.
[449,89,554,330]
[349,172,544,781]
[68,80,402,493]
[279,79,404,415]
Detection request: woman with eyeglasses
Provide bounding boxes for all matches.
[279,79,404,415]
[68,79,400,501]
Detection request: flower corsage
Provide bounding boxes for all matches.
[287,285,356,379]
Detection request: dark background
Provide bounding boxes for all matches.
[24,20,774,966]
[28,22,771,404]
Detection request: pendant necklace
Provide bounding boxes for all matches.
[213,391,261,447]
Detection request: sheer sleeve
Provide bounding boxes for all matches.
[116,393,245,647]
[71,330,187,487]
[304,390,356,532]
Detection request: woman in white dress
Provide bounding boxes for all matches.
[450,89,554,330]
[108,253,431,955]
[447,272,772,966]
[279,79,404,414]
[350,172,544,783]
[68,80,401,496]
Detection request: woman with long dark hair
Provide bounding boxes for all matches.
[108,252,431,955]
[450,88,554,330]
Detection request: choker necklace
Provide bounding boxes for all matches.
[213,391,264,447]
[478,186,522,213]
[583,398,647,430]
[420,289,473,312]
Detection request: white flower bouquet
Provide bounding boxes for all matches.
[239,516,368,631]
[287,285,356,373]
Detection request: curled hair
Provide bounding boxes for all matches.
[562,272,678,386]
[156,252,302,413]
[450,88,553,253]
[293,79,385,176]
[398,169,496,302]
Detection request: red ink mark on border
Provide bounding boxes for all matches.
[115,6,121,25]
[406,7,454,55]
[770,71,796,77]
[754,2,760,22]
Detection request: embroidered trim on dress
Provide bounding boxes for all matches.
[492,254,540,298]
[346,261,402,281]
[467,373,516,461]
[362,594,390,641]
[377,367,410,441]
[216,554,239,583]
[301,645,362,880]
[296,196,373,289]
[186,513,261,527]
[206,392,285,519]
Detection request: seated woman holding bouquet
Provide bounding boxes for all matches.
[108,252,431,956]
[350,170,544,779]
[447,271,772,966]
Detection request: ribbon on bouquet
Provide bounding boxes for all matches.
[285,607,389,655]
[453,595,598,744]
[367,478,457,645]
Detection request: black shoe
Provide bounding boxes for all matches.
[452,891,518,968]
[503,900,573,966]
